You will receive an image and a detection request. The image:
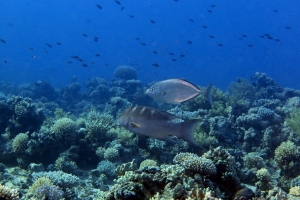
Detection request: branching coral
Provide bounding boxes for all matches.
[86,110,115,138]
[50,117,76,140]
[173,152,217,176]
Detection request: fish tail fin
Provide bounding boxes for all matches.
[177,119,201,147]
[205,82,213,106]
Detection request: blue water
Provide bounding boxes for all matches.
[1,0,299,90]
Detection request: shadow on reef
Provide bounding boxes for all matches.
[1,70,300,199]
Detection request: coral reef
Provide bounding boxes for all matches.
[0,72,300,199]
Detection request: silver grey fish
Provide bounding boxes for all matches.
[146,79,213,105]
[117,106,200,147]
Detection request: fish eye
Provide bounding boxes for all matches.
[151,88,155,91]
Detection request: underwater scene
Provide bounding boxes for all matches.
[1,0,300,200]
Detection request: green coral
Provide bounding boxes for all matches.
[86,110,115,137]
[12,133,29,153]
[286,107,300,137]
[104,147,120,162]
[139,159,158,170]
[193,126,216,148]
[27,177,52,194]
[50,117,76,139]
[173,152,217,175]
[243,152,266,169]
[274,140,298,167]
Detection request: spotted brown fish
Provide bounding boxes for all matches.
[117,105,200,146]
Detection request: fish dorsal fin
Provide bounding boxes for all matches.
[179,79,200,90]
[132,106,177,120]
[156,110,177,120]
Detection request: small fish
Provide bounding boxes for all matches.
[273,9,278,12]
[78,58,83,62]
[202,25,208,28]
[140,42,146,46]
[242,34,247,37]
[150,20,155,24]
[66,61,72,64]
[56,42,61,45]
[267,36,273,39]
[187,40,193,44]
[117,106,201,146]
[146,79,213,105]
[234,188,254,199]
[189,18,194,22]
[217,44,223,46]
[129,15,134,18]
[71,56,79,59]
[259,36,264,38]
[121,6,124,10]
[172,59,177,61]
[3,60,7,63]
[211,4,216,7]
[46,43,52,48]
[94,38,98,42]
[135,37,140,40]
[95,53,100,57]
[275,39,280,41]
[285,26,291,29]
[153,51,158,54]
[247,44,253,47]
[209,35,215,38]
[207,10,212,13]
[169,53,174,55]
[115,0,121,5]
[174,0,178,2]
[29,47,34,50]
[0,39,6,43]
[180,54,185,58]
[82,33,88,37]
[96,4,102,10]
[82,63,88,67]
[152,63,159,67]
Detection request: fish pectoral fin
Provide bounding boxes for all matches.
[129,122,140,128]
[160,91,166,95]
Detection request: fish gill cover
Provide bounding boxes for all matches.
[0,0,300,199]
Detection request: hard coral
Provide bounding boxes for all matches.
[173,152,217,176]
[286,107,300,137]
[274,140,298,168]
[0,184,20,200]
[50,117,76,140]
[12,132,29,153]
[113,65,137,80]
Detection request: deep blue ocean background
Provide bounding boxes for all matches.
[1,0,299,90]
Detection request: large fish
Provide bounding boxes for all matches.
[146,79,213,105]
[117,106,200,147]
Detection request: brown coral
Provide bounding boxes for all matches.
[0,184,20,200]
